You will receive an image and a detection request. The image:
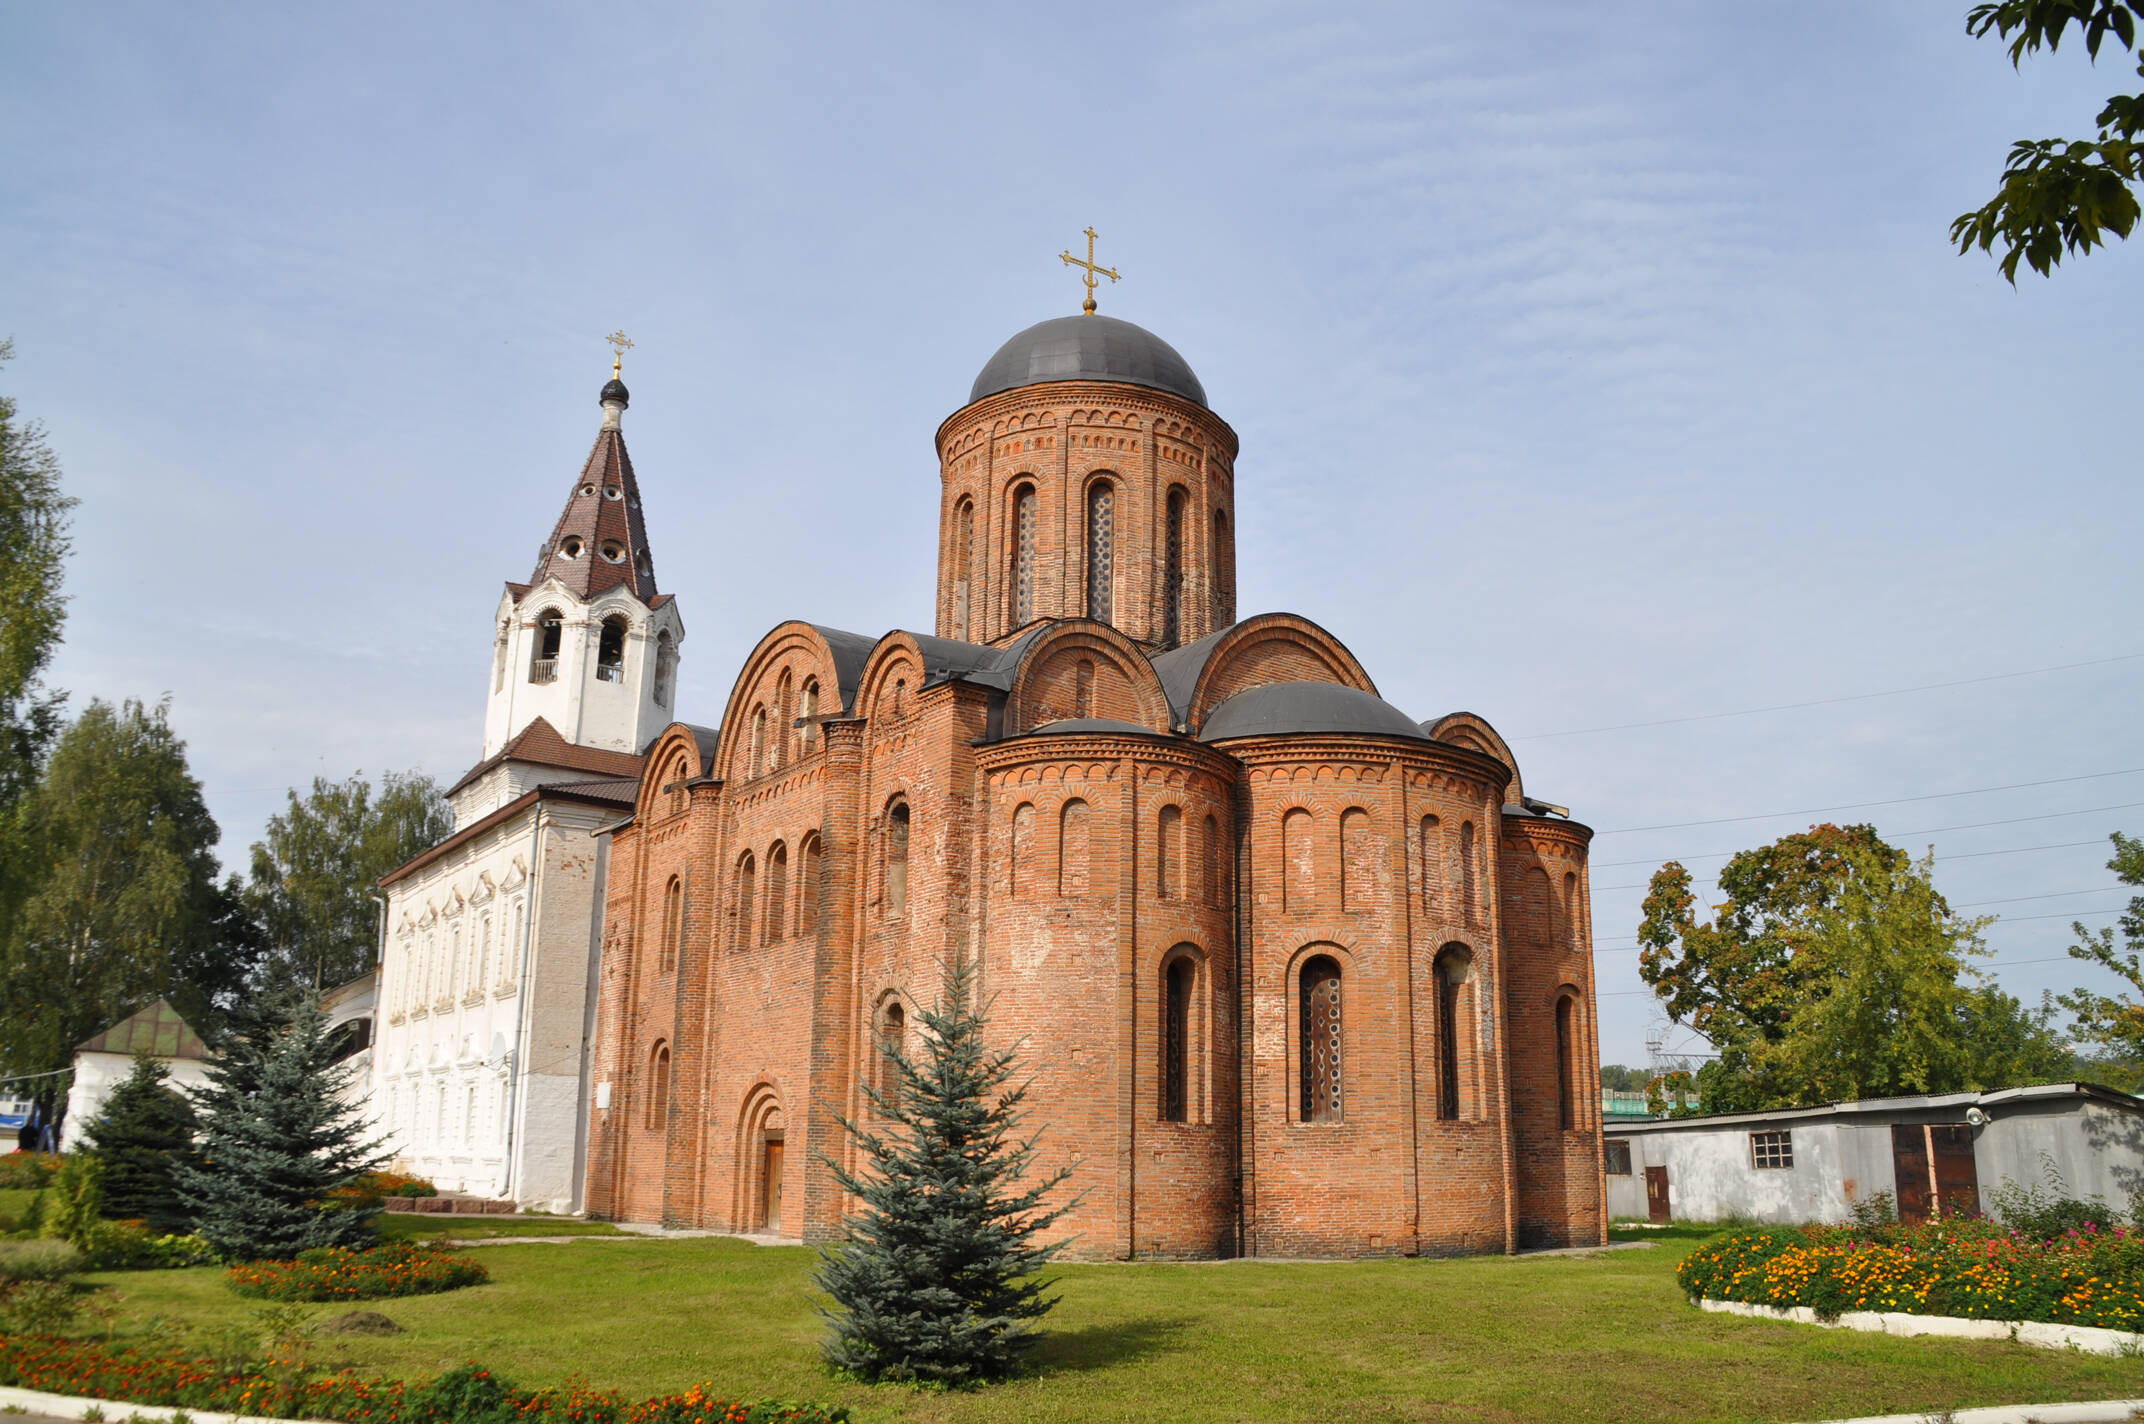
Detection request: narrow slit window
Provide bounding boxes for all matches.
[1012,485,1037,626]
[646,1043,670,1132]
[1556,995,1577,1130]
[885,802,910,918]
[878,1001,906,1105]
[1163,957,1193,1123]
[1163,487,1186,645]
[764,842,788,944]
[1300,956,1343,1123]
[1086,481,1115,623]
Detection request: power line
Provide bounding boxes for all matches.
[1954,886,2128,910]
[1593,905,2128,951]
[1510,652,2144,742]
[1594,768,2144,837]
[1603,844,2118,892]
[1590,806,2144,868]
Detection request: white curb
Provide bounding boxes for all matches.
[0,1383,337,1424]
[1701,1296,2144,1356]
[1802,1399,2144,1424]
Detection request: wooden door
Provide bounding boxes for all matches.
[1893,1124,1933,1224]
[1644,1165,1670,1224]
[1931,1124,1980,1218]
[762,1138,785,1234]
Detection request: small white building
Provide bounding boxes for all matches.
[1606,1083,2144,1226]
[59,1000,215,1152]
[365,370,683,1212]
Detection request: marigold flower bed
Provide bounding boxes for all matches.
[227,1241,489,1301]
[0,1337,848,1424]
[1678,1219,2144,1333]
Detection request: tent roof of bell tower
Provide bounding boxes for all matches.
[524,381,659,605]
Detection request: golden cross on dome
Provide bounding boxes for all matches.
[1059,227,1120,314]
[605,329,634,377]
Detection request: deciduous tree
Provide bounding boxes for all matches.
[2060,830,2144,1061]
[1953,0,2143,279]
[1639,824,2068,1111]
[0,699,251,1136]
[245,771,452,996]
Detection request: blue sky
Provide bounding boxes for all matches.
[5,1,2139,1069]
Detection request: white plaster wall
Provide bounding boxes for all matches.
[1624,1122,1851,1223]
[1975,1100,2144,1212]
[60,1052,214,1153]
[367,796,616,1210]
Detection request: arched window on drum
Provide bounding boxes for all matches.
[1300,955,1343,1124]
[1085,479,1116,624]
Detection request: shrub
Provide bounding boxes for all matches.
[80,1221,219,1270]
[1989,1153,2118,1241]
[0,1337,850,1424]
[0,1238,83,1283]
[0,1151,59,1190]
[227,1242,488,1302]
[0,1279,78,1335]
[40,1154,103,1247]
[323,1172,435,1213]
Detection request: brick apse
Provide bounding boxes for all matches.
[582,311,1607,1257]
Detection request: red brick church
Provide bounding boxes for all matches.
[583,295,1606,1257]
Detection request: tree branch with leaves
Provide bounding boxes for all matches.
[1953,0,2143,280]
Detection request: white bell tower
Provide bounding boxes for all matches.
[479,364,684,764]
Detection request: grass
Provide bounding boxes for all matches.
[373,1213,623,1242]
[59,1233,2144,1424]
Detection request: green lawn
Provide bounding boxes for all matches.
[74,1235,2144,1424]
[374,1213,623,1241]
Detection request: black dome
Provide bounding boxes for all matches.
[599,378,630,407]
[969,315,1206,408]
[1199,682,1428,744]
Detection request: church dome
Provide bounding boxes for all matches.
[969,315,1207,408]
[1199,681,1429,743]
[599,378,630,407]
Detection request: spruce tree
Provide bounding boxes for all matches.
[815,952,1076,1384]
[81,1052,199,1233]
[174,991,385,1260]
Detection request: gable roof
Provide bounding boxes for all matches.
[76,999,211,1060]
[445,716,647,799]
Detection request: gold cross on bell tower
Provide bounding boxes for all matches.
[1059,227,1120,314]
[605,329,634,378]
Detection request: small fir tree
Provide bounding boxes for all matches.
[39,1152,102,1246]
[815,953,1076,1384]
[174,991,386,1260]
[81,1052,200,1233]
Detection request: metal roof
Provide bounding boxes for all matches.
[1603,1082,2144,1134]
[1199,681,1429,744]
[1021,717,1167,737]
[76,999,211,1060]
[969,315,1207,408]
